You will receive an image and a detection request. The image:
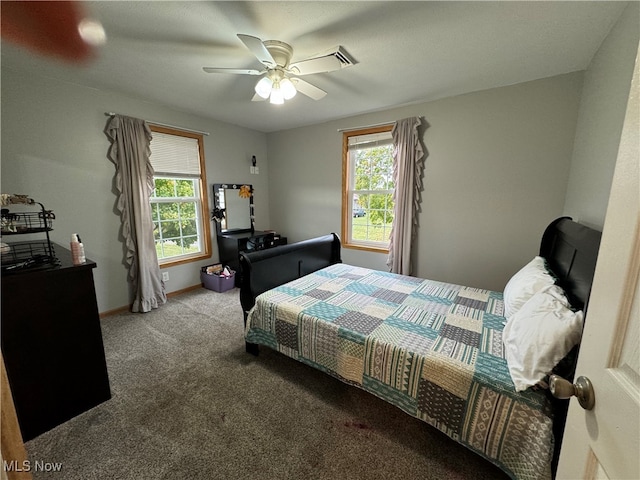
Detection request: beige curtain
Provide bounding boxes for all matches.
[106,114,166,312]
[387,117,426,275]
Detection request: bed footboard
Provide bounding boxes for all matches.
[239,233,341,353]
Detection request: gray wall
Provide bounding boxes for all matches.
[563,1,640,230]
[1,68,269,313]
[267,73,583,291]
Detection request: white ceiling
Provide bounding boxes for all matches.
[1,1,627,133]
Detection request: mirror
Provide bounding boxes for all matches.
[212,183,254,234]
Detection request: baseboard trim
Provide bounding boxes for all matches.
[99,305,130,319]
[167,284,203,298]
[99,284,203,318]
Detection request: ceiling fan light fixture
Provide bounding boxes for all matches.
[255,76,273,99]
[280,78,297,100]
[269,87,284,105]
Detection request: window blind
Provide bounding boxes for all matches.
[149,131,201,176]
[348,131,393,150]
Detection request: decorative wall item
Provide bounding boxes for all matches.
[239,184,252,198]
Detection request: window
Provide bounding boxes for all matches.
[149,126,211,266]
[342,126,394,252]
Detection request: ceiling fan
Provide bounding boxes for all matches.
[203,34,356,104]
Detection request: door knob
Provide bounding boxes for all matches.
[549,374,595,410]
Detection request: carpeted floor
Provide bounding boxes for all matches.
[26,287,510,479]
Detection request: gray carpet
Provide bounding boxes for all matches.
[26,287,510,480]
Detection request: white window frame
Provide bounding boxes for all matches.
[149,126,211,267]
[341,125,394,253]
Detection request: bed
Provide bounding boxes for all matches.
[239,217,601,480]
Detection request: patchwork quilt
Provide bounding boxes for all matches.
[245,264,554,480]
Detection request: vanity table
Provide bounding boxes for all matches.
[213,183,286,286]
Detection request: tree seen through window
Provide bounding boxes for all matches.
[151,178,201,259]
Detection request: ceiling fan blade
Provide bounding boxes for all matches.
[237,34,276,67]
[203,67,264,75]
[251,93,267,102]
[289,55,343,76]
[291,78,327,100]
[289,46,356,76]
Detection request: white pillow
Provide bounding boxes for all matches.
[503,284,583,392]
[503,256,555,318]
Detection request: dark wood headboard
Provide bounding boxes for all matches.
[539,217,602,313]
[538,217,602,475]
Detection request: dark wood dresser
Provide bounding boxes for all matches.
[1,243,111,441]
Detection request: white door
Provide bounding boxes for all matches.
[556,44,640,479]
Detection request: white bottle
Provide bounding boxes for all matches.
[70,233,85,265]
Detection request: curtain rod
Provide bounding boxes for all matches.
[337,121,394,133]
[105,112,210,136]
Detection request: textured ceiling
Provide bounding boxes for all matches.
[1,1,627,132]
